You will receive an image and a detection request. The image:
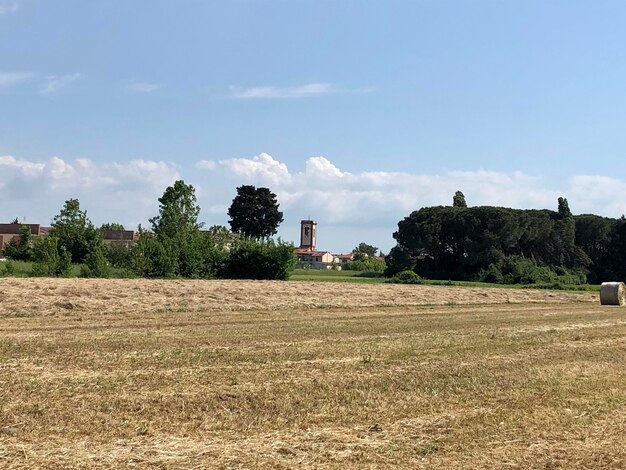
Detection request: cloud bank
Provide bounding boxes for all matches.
[0,155,179,229]
[2,152,626,251]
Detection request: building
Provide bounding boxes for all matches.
[299,219,317,250]
[0,224,49,254]
[295,248,336,268]
[294,220,339,269]
[101,230,135,247]
[334,253,355,265]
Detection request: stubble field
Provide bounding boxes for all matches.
[0,279,624,469]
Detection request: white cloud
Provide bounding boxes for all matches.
[126,82,160,93]
[218,153,291,185]
[0,155,45,177]
[0,71,36,87]
[196,160,216,170]
[192,152,626,251]
[40,73,83,94]
[4,151,626,252]
[0,154,179,228]
[229,83,372,99]
[0,2,18,15]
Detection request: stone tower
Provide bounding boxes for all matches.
[299,220,317,251]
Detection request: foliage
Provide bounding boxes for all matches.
[198,231,230,278]
[3,225,34,261]
[500,256,557,285]
[575,214,626,283]
[80,248,111,278]
[353,242,378,258]
[477,256,587,285]
[386,197,591,282]
[99,222,126,232]
[344,256,386,272]
[453,190,467,208]
[31,236,72,277]
[131,231,177,278]
[223,238,295,280]
[387,270,423,284]
[477,263,504,284]
[149,180,201,239]
[49,199,104,263]
[1,260,15,276]
[138,180,206,278]
[205,225,233,248]
[228,185,284,239]
[104,243,133,268]
[383,246,413,276]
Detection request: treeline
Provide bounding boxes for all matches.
[3,180,295,280]
[385,195,626,285]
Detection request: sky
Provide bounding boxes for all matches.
[2,0,626,253]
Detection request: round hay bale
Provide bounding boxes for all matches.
[599,282,626,306]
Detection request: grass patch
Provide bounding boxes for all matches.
[290,269,601,292]
[290,269,387,283]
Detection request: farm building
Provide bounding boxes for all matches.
[101,230,136,247]
[0,224,50,254]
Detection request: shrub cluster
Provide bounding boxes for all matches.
[477,255,586,285]
[344,257,386,272]
[2,181,295,281]
[387,270,423,284]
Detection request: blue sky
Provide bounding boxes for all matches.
[2,0,626,253]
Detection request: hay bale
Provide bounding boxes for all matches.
[599,282,626,306]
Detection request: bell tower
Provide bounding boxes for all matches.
[299,220,317,251]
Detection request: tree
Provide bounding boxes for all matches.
[386,200,586,282]
[4,225,34,261]
[138,180,206,278]
[228,185,284,239]
[353,242,378,259]
[557,197,572,219]
[49,199,104,263]
[345,257,386,272]
[149,180,201,238]
[223,238,295,280]
[99,222,125,232]
[204,225,233,249]
[31,236,72,277]
[453,191,467,208]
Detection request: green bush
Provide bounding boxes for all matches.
[105,243,133,269]
[387,270,423,284]
[223,238,295,280]
[478,263,504,283]
[344,257,386,272]
[1,260,15,276]
[199,243,229,279]
[500,256,557,285]
[3,225,34,261]
[80,248,111,278]
[130,233,177,278]
[31,237,72,277]
[553,268,587,285]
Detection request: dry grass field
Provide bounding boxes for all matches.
[0,279,624,469]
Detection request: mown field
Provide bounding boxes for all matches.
[0,279,624,469]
